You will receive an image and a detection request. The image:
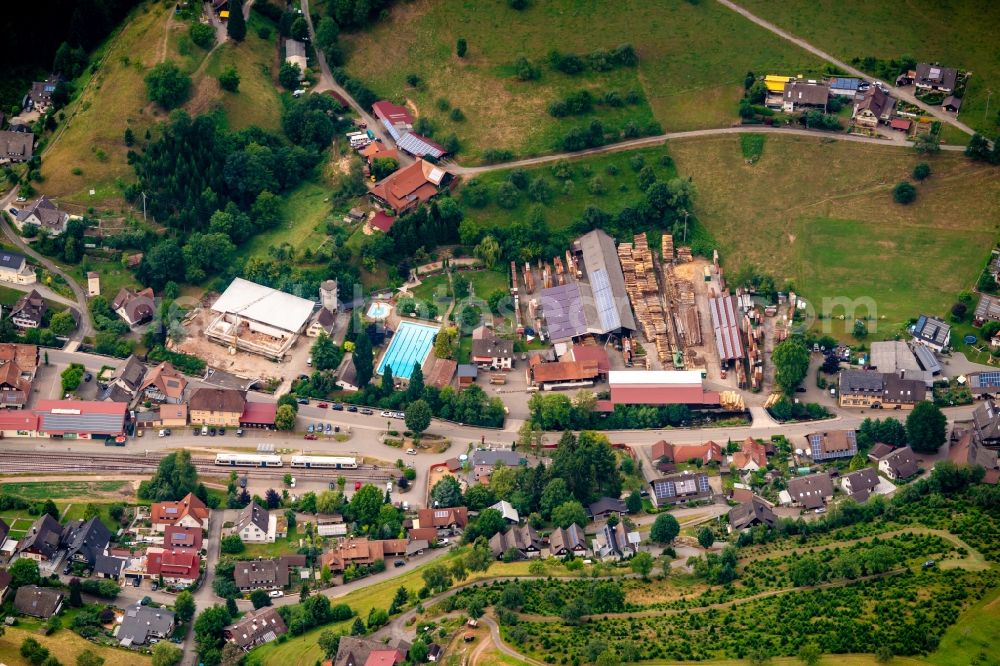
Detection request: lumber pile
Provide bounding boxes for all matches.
[618,233,672,364]
[661,233,674,262]
[676,247,693,263]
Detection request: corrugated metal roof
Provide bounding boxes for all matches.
[211,278,315,333]
[396,132,446,158]
[709,295,744,361]
[576,230,636,333]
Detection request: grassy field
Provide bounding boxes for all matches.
[342,0,825,161]
[463,269,509,299]
[460,145,679,234]
[0,480,130,500]
[668,134,1000,337]
[0,626,151,666]
[734,0,1000,138]
[927,584,1000,666]
[237,181,335,260]
[67,258,142,300]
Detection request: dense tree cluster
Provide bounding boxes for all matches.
[138,450,209,502]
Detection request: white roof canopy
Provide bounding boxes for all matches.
[211,278,314,333]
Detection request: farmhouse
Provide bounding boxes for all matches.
[782,81,828,112]
[0,250,36,285]
[10,289,46,329]
[15,196,67,235]
[806,430,858,461]
[206,278,315,360]
[26,77,62,112]
[596,370,721,411]
[853,87,895,128]
[915,63,958,92]
[225,606,288,652]
[0,343,39,409]
[649,471,712,507]
[112,287,155,327]
[0,130,33,163]
[188,388,246,427]
[841,468,881,503]
[33,399,127,439]
[911,315,951,351]
[784,473,834,510]
[879,446,918,480]
[319,538,408,572]
[369,159,449,214]
[371,100,447,159]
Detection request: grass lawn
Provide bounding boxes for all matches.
[342,0,825,162]
[242,526,305,558]
[0,480,130,501]
[460,145,678,234]
[733,0,1000,138]
[68,258,141,301]
[238,181,335,261]
[927,583,1000,666]
[0,626,151,666]
[462,269,509,300]
[411,274,452,303]
[668,134,1000,338]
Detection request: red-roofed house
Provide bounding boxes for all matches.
[569,345,610,376]
[369,159,450,214]
[651,440,724,465]
[150,493,210,532]
[369,211,396,233]
[240,402,277,429]
[365,649,405,666]
[371,101,414,141]
[731,437,768,471]
[0,411,41,437]
[145,548,200,588]
[163,525,204,553]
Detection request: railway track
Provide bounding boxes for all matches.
[0,451,399,481]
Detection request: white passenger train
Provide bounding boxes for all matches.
[289,455,358,469]
[214,453,284,468]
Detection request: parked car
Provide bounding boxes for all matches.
[381,410,393,418]
[218,428,226,436]
[325,423,332,433]
[208,427,216,436]
[164,429,171,436]
[158,430,166,438]
[360,408,373,415]
[151,582,158,591]
[406,448,417,455]
[201,426,208,435]
[354,481,362,491]
[235,429,244,437]
[193,428,200,436]
[297,398,310,405]
[332,403,344,411]
[7,207,17,216]
[347,405,358,413]
[131,578,140,587]
[83,372,92,382]
[136,429,144,437]
[307,424,315,433]
[317,403,329,409]
[393,559,405,568]
[305,434,317,440]
[269,590,284,598]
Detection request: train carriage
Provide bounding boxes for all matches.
[289,455,358,469]
[214,453,283,467]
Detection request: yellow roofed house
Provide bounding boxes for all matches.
[764,75,794,93]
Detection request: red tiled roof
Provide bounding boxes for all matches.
[0,412,39,430]
[890,118,912,130]
[370,211,396,233]
[609,385,720,406]
[241,401,277,425]
[163,525,203,551]
[151,493,209,526]
[34,400,128,415]
[531,360,600,383]
[146,548,199,579]
[372,101,413,126]
[571,345,610,373]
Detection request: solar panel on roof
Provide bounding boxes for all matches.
[590,268,622,332]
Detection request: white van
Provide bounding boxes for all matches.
[292,89,305,98]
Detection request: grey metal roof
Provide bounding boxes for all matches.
[869,341,920,374]
[840,369,884,393]
[576,229,636,333]
[119,604,175,645]
[396,132,446,159]
[540,283,588,341]
[37,409,126,435]
[912,345,941,374]
[472,450,523,467]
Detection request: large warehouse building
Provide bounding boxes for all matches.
[33,400,128,439]
[540,230,637,342]
[206,279,315,360]
[709,295,744,365]
[595,370,721,411]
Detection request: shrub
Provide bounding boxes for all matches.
[189,23,215,49]
[912,162,931,180]
[514,56,541,81]
[145,61,191,109]
[218,66,240,92]
[449,108,465,122]
[892,181,917,204]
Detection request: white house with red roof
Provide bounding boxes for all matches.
[150,493,210,532]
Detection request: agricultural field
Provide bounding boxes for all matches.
[342,0,826,161]
[668,134,1000,337]
[734,0,1000,138]
[0,625,150,666]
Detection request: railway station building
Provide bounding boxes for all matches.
[32,400,128,439]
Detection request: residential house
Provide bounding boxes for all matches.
[727,495,778,531]
[648,471,713,508]
[224,606,288,652]
[782,80,828,112]
[591,521,640,561]
[62,517,112,568]
[488,525,542,560]
[840,468,881,503]
[471,450,524,481]
[853,87,895,128]
[0,250,36,285]
[333,636,394,666]
[427,644,442,662]
[118,603,175,647]
[145,548,200,588]
[139,361,187,404]
[868,443,896,461]
[94,553,126,581]
[471,337,514,371]
[548,524,588,557]
[415,507,468,534]
[13,585,63,618]
[806,430,858,461]
[15,196,66,234]
[365,649,406,666]
[15,514,63,561]
[9,289,46,329]
[26,77,61,113]
[150,493,210,532]
[336,355,360,392]
[488,500,519,524]
[587,497,626,520]
[731,437,767,471]
[784,473,834,510]
[915,63,958,92]
[369,159,450,215]
[942,95,962,113]
[319,539,408,573]
[912,315,951,352]
[881,373,926,409]
[163,525,203,553]
[100,355,146,404]
[879,446,918,481]
[839,369,886,408]
[233,556,305,592]
[232,502,276,544]
[0,343,38,410]
[0,130,33,163]
[188,388,246,426]
[970,400,1000,473]
[112,287,156,327]
[651,440,724,466]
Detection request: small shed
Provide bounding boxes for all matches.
[456,364,477,387]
